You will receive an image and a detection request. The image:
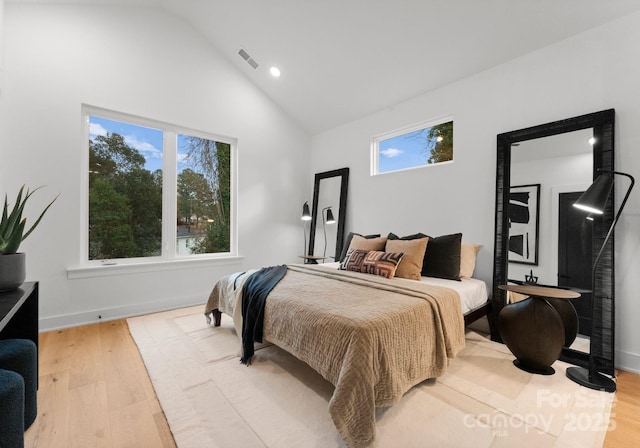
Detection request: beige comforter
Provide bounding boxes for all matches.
[205,264,465,448]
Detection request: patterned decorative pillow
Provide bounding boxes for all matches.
[340,249,404,279]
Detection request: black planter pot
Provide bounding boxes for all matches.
[0,253,26,291]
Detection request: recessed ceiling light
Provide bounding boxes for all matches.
[270,66,281,77]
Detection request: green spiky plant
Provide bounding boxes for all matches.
[0,185,58,255]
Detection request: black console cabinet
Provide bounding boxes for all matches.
[0,281,39,354]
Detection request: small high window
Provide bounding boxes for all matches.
[372,118,453,175]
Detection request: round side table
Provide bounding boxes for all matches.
[498,284,580,375]
[298,255,327,264]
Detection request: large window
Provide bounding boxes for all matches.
[84,106,235,264]
[372,118,453,175]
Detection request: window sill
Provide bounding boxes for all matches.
[67,256,244,280]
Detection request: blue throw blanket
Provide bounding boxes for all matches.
[240,264,288,365]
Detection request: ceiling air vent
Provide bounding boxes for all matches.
[238,48,259,70]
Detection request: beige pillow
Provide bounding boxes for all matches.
[348,235,387,252]
[460,243,482,278]
[385,237,429,280]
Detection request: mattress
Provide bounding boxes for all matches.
[318,262,488,314]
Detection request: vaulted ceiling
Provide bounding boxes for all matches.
[10,0,640,134]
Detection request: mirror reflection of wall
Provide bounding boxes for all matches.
[313,176,341,261]
[509,129,595,346]
[508,129,593,286]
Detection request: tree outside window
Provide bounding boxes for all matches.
[177,135,231,255]
[374,119,453,174]
[87,112,233,261]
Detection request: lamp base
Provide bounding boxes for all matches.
[566,366,616,393]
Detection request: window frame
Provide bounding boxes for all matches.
[371,116,454,176]
[78,104,238,269]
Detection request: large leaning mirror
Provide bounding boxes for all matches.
[308,168,349,262]
[492,109,615,375]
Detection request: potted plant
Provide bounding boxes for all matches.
[0,185,58,291]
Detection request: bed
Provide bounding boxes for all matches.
[205,248,489,447]
[318,261,489,318]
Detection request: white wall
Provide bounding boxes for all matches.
[0,4,309,329]
[0,0,4,83]
[0,0,5,195]
[310,12,640,372]
[510,139,592,285]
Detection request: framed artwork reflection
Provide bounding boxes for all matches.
[508,184,540,265]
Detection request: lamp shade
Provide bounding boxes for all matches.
[325,208,335,224]
[573,173,614,214]
[301,202,311,221]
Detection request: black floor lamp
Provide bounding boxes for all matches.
[322,206,335,259]
[567,170,635,392]
[301,201,311,256]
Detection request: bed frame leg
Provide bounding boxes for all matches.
[213,309,222,327]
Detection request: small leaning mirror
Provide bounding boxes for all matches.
[308,168,349,262]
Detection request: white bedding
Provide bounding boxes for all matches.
[317,262,488,314]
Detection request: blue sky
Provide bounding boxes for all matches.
[378,128,434,173]
[89,116,194,173]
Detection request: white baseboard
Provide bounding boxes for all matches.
[616,349,640,375]
[39,294,205,332]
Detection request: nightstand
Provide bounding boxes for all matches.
[298,255,327,264]
[498,284,579,375]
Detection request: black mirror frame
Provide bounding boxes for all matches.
[308,167,349,261]
[492,109,615,375]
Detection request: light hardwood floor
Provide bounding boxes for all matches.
[25,319,176,448]
[604,369,640,447]
[23,318,640,447]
